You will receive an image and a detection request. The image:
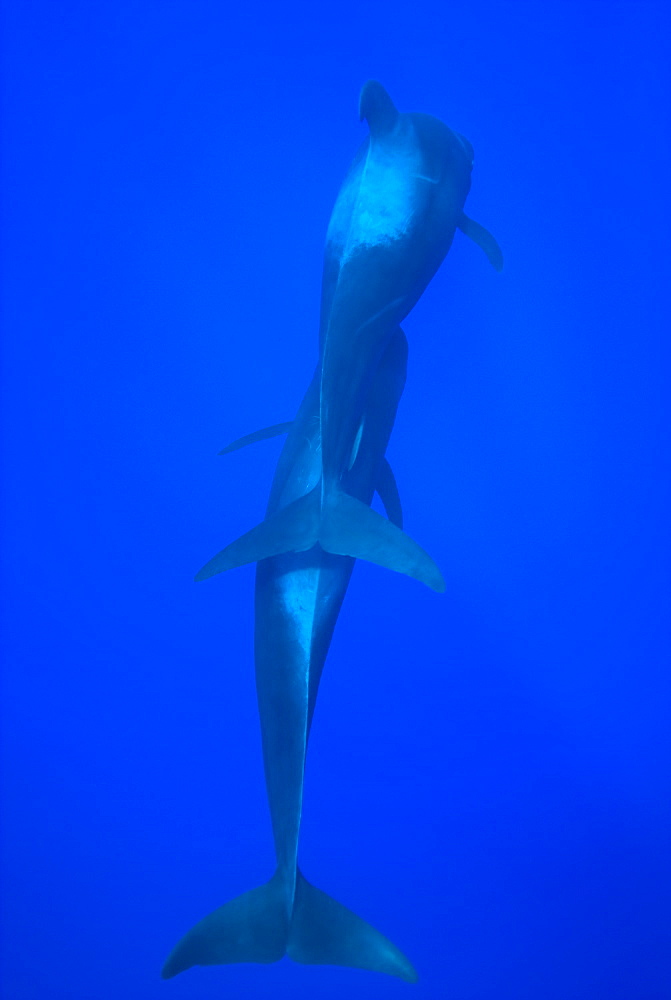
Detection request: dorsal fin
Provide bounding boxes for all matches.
[358,80,399,138]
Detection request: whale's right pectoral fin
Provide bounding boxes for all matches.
[376,458,403,528]
[218,421,293,455]
[287,869,417,982]
[458,211,504,271]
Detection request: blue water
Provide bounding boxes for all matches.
[2,2,670,998]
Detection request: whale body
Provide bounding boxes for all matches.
[162,330,417,981]
[196,81,501,593]
[164,82,502,984]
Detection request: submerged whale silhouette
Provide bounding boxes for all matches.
[163,329,416,981]
[194,80,501,593]
[163,81,501,983]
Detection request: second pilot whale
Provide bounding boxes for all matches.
[163,330,417,983]
[196,81,501,593]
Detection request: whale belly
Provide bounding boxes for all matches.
[326,135,425,265]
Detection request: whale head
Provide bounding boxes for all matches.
[358,80,400,138]
[454,130,474,168]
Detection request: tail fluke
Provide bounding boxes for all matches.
[161,873,289,979]
[161,869,417,983]
[194,489,319,581]
[288,869,418,982]
[195,486,444,592]
[319,490,444,592]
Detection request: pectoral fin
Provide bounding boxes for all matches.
[376,458,403,528]
[348,418,365,471]
[458,212,504,272]
[219,421,293,455]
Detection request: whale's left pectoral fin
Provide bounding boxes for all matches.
[376,458,403,528]
[458,212,504,271]
[218,421,293,455]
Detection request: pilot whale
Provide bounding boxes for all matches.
[195,81,501,592]
[162,329,417,981]
[163,82,502,984]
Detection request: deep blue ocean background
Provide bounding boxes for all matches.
[2,2,670,998]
